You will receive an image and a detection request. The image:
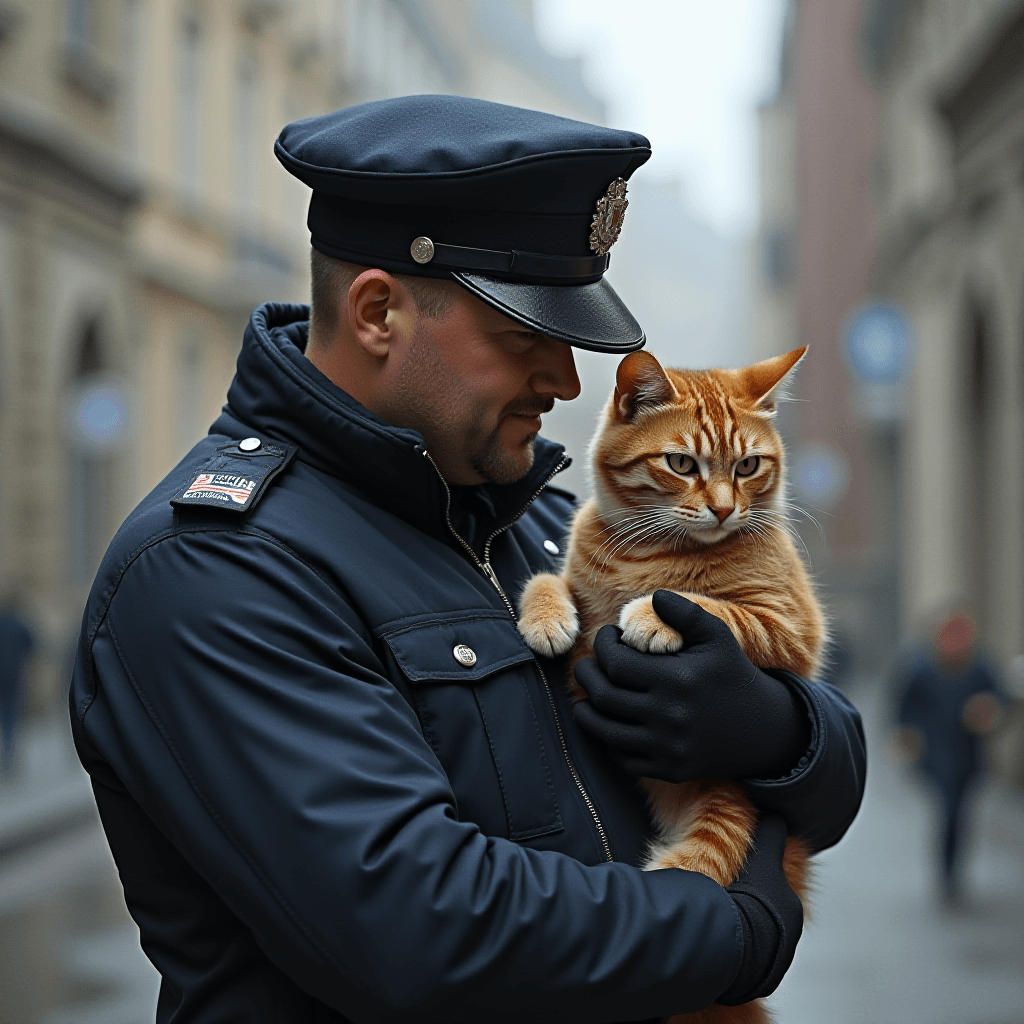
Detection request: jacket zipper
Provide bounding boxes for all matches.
[420,448,614,863]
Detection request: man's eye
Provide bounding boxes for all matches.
[666,453,697,475]
[502,331,539,352]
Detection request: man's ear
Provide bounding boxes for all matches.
[347,270,405,358]
[738,346,807,415]
[614,350,677,422]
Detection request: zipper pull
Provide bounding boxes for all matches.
[481,562,516,619]
[481,561,502,591]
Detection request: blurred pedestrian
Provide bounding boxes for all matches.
[0,593,34,772]
[894,609,1005,904]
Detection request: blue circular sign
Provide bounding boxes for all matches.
[64,375,131,454]
[76,386,126,444]
[844,302,913,383]
[792,443,850,511]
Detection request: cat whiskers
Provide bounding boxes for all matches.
[596,513,673,561]
[587,509,667,566]
[775,500,828,541]
[586,506,686,582]
[747,503,814,563]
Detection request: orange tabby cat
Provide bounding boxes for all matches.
[518,347,825,1024]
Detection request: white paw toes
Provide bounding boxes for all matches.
[618,596,683,654]
[519,613,579,657]
[518,574,579,657]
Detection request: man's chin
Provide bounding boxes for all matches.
[471,436,537,485]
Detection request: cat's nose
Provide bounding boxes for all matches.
[710,506,733,522]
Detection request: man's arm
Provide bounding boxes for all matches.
[75,529,763,1022]
[743,672,866,851]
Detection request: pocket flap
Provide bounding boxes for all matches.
[383,613,534,682]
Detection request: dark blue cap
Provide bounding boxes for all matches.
[275,95,651,352]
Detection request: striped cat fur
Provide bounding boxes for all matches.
[519,348,825,1024]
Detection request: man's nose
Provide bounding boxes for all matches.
[533,341,582,401]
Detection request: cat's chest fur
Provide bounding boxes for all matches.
[566,499,754,635]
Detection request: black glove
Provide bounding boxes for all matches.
[572,591,811,782]
[719,814,804,1004]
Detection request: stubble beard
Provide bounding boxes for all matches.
[388,320,552,486]
[469,424,537,485]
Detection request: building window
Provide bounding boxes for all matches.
[178,9,204,194]
[176,336,205,457]
[66,321,125,585]
[66,0,92,52]
[235,44,261,218]
[63,0,117,104]
[119,0,144,155]
[967,304,991,630]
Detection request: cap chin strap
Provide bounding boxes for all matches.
[413,237,610,281]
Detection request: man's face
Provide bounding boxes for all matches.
[381,288,581,486]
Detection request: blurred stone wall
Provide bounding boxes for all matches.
[867,0,1024,785]
[0,4,606,1020]
[753,0,886,680]
[0,0,604,721]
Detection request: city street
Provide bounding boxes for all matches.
[0,718,159,1024]
[773,684,1024,1024]
[2,688,1022,1023]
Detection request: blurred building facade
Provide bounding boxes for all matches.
[867,0,1024,785]
[756,0,1024,780]
[0,0,602,721]
[0,4,604,1021]
[867,0,1024,667]
[754,0,887,677]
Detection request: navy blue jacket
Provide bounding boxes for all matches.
[70,303,866,1024]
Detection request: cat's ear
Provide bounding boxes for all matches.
[614,351,677,422]
[740,346,807,414]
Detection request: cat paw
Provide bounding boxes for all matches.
[619,595,683,654]
[518,574,579,657]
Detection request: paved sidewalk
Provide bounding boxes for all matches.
[771,685,1024,1024]
[0,717,159,1024]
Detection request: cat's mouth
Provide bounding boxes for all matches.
[691,516,739,542]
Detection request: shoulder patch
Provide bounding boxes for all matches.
[171,441,296,515]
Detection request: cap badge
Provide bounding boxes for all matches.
[589,178,629,256]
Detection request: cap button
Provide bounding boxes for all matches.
[238,437,262,451]
[453,644,477,668]
[410,236,435,264]
[543,539,560,555]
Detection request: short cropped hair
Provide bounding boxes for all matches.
[309,249,454,344]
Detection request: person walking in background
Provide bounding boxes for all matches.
[0,593,34,772]
[895,609,1006,905]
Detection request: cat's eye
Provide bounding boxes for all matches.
[735,456,760,477]
[666,453,697,475]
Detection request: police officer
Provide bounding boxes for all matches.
[71,96,865,1023]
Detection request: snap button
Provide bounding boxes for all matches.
[238,437,262,451]
[453,644,477,667]
[410,236,435,264]
[543,539,560,555]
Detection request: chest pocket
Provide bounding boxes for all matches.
[383,613,563,843]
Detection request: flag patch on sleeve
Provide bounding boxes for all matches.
[171,441,296,514]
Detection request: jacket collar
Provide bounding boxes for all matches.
[211,303,570,543]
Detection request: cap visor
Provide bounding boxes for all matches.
[452,273,645,353]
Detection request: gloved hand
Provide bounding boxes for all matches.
[572,590,811,782]
[719,814,804,1004]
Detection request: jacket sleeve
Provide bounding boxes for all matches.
[76,528,745,1023]
[744,673,867,853]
